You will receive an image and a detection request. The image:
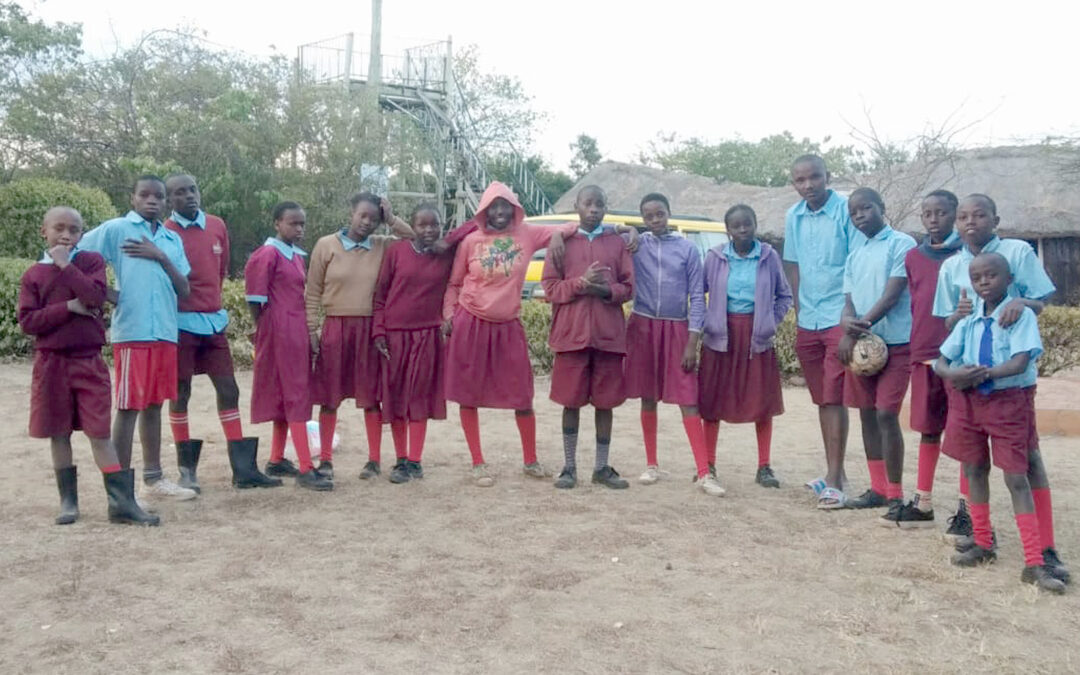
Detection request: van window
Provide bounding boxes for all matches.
[684,230,730,259]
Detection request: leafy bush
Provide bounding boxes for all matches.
[0,179,117,260]
[221,279,254,368]
[774,310,801,380]
[520,300,553,374]
[1038,306,1080,377]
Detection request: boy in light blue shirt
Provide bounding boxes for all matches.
[837,188,916,519]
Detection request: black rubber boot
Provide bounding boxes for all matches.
[104,470,160,526]
[229,438,283,489]
[176,439,203,494]
[55,466,79,525]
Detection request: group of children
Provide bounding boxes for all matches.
[17,160,1069,593]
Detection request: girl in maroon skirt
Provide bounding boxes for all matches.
[443,181,576,487]
[626,193,724,497]
[372,204,459,483]
[245,202,332,491]
[305,193,413,481]
[699,204,793,489]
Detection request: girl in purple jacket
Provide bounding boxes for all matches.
[700,205,793,488]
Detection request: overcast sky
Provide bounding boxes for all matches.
[26,0,1080,172]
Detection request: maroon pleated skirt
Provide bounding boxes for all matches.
[698,313,784,423]
[444,309,534,410]
[313,316,380,409]
[380,326,447,422]
[624,314,698,405]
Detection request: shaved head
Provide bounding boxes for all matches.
[43,206,83,226]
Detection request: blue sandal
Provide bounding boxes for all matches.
[817,487,848,510]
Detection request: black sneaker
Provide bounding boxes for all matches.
[389,458,410,484]
[1021,565,1067,594]
[951,545,997,567]
[406,460,424,480]
[359,460,380,480]
[296,469,333,491]
[755,465,780,488]
[847,489,887,509]
[944,501,972,542]
[554,467,577,490]
[1043,548,1071,585]
[315,460,334,480]
[592,465,629,489]
[896,499,936,530]
[877,498,905,527]
[265,459,300,477]
[956,530,997,554]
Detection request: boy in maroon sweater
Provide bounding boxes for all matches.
[543,186,635,490]
[18,207,157,526]
[163,174,279,491]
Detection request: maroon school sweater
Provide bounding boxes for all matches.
[541,230,634,354]
[165,213,230,313]
[372,240,456,336]
[18,252,108,355]
[905,238,962,363]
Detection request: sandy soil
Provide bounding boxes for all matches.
[1,362,1078,674]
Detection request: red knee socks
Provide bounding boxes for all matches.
[703,420,719,466]
[682,415,709,479]
[391,420,408,460]
[969,502,993,550]
[318,410,336,462]
[1033,488,1055,550]
[364,409,382,463]
[959,466,970,502]
[270,420,288,463]
[408,421,427,462]
[1015,512,1045,567]
[916,441,940,495]
[219,409,243,442]
[641,410,658,466]
[755,419,772,468]
[288,421,314,473]
[169,412,190,443]
[867,459,887,496]
[460,407,484,465]
[516,412,537,465]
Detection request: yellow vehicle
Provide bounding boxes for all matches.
[521,211,729,300]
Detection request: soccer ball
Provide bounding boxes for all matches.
[849,333,888,376]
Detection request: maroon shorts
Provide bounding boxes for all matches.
[844,343,912,413]
[380,326,447,422]
[30,351,111,439]
[113,341,178,410]
[177,330,234,380]
[444,309,534,410]
[550,348,626,409]
[624,315,698,405]
[795,326,845,406]
[698,314,784,423]
[909,361,948,435]
[313,316,380,409]
[943,387,1033,474]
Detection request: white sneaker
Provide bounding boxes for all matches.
[472,464,495,488]
[639,465,661,485]
[141,477,198,501]
[696,474,726,497]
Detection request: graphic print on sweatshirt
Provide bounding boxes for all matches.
[478,237,521,277]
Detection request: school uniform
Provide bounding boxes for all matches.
[542,227,634,410]
[443,186,578,410]
[624,231,704,406]
[78,211,191,410]
[18,250,111,438]
[940,301,1042,474]
[165,210,234,379]
[782,190,858,406]
[244,238,311,424]
[842,225,917,413]
[932,236,1055,318]
[904,230,962,434]
[699,240,792,423]
[373,240,455,422]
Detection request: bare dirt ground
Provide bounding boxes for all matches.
[2,362,1078,674]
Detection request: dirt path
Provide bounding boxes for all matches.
[1,362,1077,673]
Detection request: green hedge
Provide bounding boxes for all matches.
[0,179,117,260]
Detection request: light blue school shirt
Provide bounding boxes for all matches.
[338,229,373,251]
[725,241,760,315]
[78,211,192,344]
[782,190,858,330]
[932,236,1055,317]
[939,299,1042,390]
[171,210,229,336]
[843,225,916,345]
